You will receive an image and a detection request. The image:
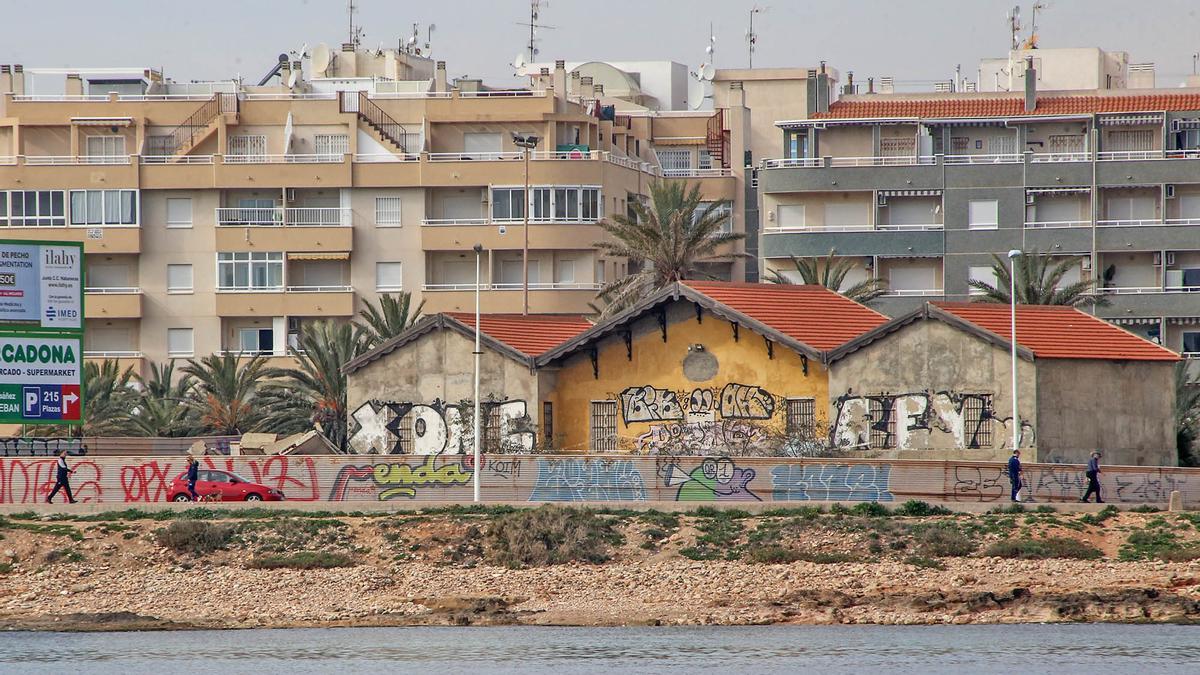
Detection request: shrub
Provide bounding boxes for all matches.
[680,510,748,561]
[744,545,803,564]
[155,521,236,555]
[903,555,946,570]
[484,505,623,568]
[246,551,355,570]
[1118,527,1200,562]
[895,500,952,517]
[850,502,890,517]
[984,536,1102,560]
[0,561,13,574]
[913,523,977,557]
[44,548,85,564]
[1081,505,1121,526]
[1129,505,1161,514]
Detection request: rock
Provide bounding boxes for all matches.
[69,583,95,593]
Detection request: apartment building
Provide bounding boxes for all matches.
[759,58,1200,357]
[0,44,740,375]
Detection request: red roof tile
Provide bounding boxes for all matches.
[445,312,593,357]
[682,281,890,351]
[932,303,1179,362]
[813,92,1200,120]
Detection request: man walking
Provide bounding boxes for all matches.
[1081,451,1103,503]
[186,456,200,502]
[1008,449,1023,502]
[46,449,78,504]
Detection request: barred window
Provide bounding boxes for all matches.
[542,402,554,450]
[485,405,502,448]
[785,398,816,440]
[589,400,618,453]
[963,395,993,448]
[868,399,895,449]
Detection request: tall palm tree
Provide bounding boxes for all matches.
[181,353,271,435]
[1175,361,1200,467]
[130,361,197,437]
[767,250,889,302]
[30,359,140,437]
[260,320,368,452]
[357,291,425,348]
[593,180,742,315]
[968,250,1106,307]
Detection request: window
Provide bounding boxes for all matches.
[695,201,733,233]
[167,264,193,294]
[463,132,502,154]
[776,204,806,229]
[314,134,349,158]
[785,398,816,440]
[166,198,192,228]
[1105,196,1155,223]
[589,400,618,452]
[167,328,194,358]
[542,402,554,449]
[499,259,539,285]
[491,187,525,220]
[968,265,998,295]
[376,262,403,292]
[238,328,274,354]
[554,187,580,221]
[867,399,894,448]
[1107,130,1154,152]
[582,188,600,220]
[217,252,283,290]
[1184,332,1200,354]
[963,395,993,448]
[1,190,66,227]
[531,187,552,221]
[228,135,267,157]
[968,200,999,230]
[145,135,173,156]
[656,149,691,175]
[595,260,605,284]
[698,150,713,170]
[375,197,403,226]
[85,135,125,158]
[555,259,575,284]
[69,189,137,226]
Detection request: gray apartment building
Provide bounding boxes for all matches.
[758,63,1200,356]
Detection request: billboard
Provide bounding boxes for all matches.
[0,334,84,424]
[0,240,84,332]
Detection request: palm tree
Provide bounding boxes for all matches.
[767,250,889,302]
[1175,361,1200,467]
[968,250,1106,307]
[78,359,141,436]
[357,291,425,348]
[181,353,271,435]
[593,180,742,315]
[260,320,368,452]
[130,361,197,437]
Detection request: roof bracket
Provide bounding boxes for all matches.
[695,304,703,324]
[622,330,633,361]
[657,306,668,342]
[801,353,808,376]
[589,347,599,379]
[765,337,774,360]
[732,322,739,342]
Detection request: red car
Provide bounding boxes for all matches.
[168,469,285,502]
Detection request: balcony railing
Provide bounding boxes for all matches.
[352,153,420,163]
[943,153,1022,165]
[215,207,351,227]
[222,153,344,164]
[285,285,353,293]
[661,167,733,177]
[215,286,285,293]
[764,224,943,233]
[1097,150,1163,161]
[84,286,141,294]
[423,282,603,291]
[1096,219,1163,228]
[141,154,214,164]
[83,350,143,359]
[23,155,133,165]
[829,155,936,167]
[421,218,490,226]
[1025,220,1090,229]
[762,158,823,168]
[530,150,601,161]
[882,289,944,297]
[426,152,523,162]
[1030,152,1090,162]
[1100,286,1168,295]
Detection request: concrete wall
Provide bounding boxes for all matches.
[1035,359,1175,466]
[827,319,1038,461]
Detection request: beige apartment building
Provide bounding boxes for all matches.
[0,45,743,375]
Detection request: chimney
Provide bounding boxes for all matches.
[539,67,550,90]
[65,73,83,96]
[867,77,875,94]
[844,71,854,95]
[593,83,604,99]
[0,66,11,95]
[12,65,24,96]
[553,60,566,101]
[1024,57,1037,112]
[434,60,447,92]
[812,65,830,115]
[569,70,581,97]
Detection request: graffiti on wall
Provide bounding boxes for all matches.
[347,399,533,455]
[831,391,1035,451]
[328,456,473,500]
[770,463,894,501]
[529,458,647,502]
[616,382,792,455]
[657,456,761,501]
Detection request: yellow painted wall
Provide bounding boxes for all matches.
[547,300,830,454]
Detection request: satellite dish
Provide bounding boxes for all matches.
[286,71,299,89]
[311,43,332,76]
[687,77,705,110]
[512,53,528,75]
[700,63,715,81]
[299,43,309,58]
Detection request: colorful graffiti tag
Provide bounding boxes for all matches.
[529,458,647,502]
[328,456,473,500]
[658,456,761,501]
[616,382,790,454]
[347,399,533,455]
[831,391,1035,451]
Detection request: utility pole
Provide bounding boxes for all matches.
[747,7,764,68]
[512,133,541,314]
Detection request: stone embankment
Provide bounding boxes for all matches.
[2,503,1200,630]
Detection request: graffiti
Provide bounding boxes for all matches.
[529,458,647,502]
[660,456,761,501]
[0,458,101,504]
[831,391,1024,451]
[950,466,1006,502]
[771,463,894,501]
[487,457,522,479]
[686,388,716,423]
[637,419,767,454]
[619,386,682,423]
[719,383,775,420]
[327,456,473,501]
[347,399,534,455]
[1114,473,1187,503]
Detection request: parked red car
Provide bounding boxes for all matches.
[168,469,285,502]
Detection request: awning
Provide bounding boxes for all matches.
[287,252,350,261]
[1099,113,1164,126]
[1169,317,1200,326]
[1027,186,1091,195]
[878,189,942,197]
[653,136,706,145]
[1110,317,1161,326]
[1175,119,1200,130]
[70,117,133,126]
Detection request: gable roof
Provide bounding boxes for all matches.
[809,92,1200,121]
[537,281,889,366]
[342,312,592,375]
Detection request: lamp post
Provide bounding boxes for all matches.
[1007,249,1022,453]
[512,133,541,315]
[472,243,484,503]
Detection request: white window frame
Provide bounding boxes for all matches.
[85,135,126,158]
[216,252,284,291]
[968,199,999,230]
[167,328,194,358]
[375,196,403,227]
[228,135,267,157]
[656,149,692,175]
[69,189,138,226]
[694,201,733,234]
[165,197,193,228]
[314,134,349,159]
[555,259,576,284]
[490,185,601,223]
[0,190,66,227]
[166,264,194,294]
[375,262,404,292]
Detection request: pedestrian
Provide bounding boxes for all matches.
[46,449,78,504]
[185,456,200,502]
[1008,449,1023,502]
[1081,451,1103,503]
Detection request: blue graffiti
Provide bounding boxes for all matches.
[529,458,648,502]
[770,464,894,502]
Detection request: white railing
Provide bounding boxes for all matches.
[884,289,944,297]
[1030,152,1090,163]
[368,91,452,100]
[421,218,490,226]
[603,153,643,170]
[1025,220,1091,229]
[944,153,1022,165]
[23,155,132,165]
[492,217,602,225]
[1163,218,1200,227]
[422,282,601,291]
[83,350,143,358]
[12,95,111,102]
[285,285,353,293]
[765,224,942,233]
[216,349,290,357]
[458,89,547,98]
[1096,219,1163,228]
[352,153,420,163]
[222,153,344,164]
[875,223,944,231]
[284,207,352,226]
[215,286,285,293]
[1097,150,1163,161]
[530,150,601,161]
[84,286,140,294]
[1165,150,1200,160]
[0,156,17,165]
[215,207,351,227]
[241,92,337,101]
[1183,351,1200,359]
[1100,286,1167,295]
[426,152,523,162]
[1164,286,1200,293]
[120,94,220,101]
[140,154,215,164]
[762,157,823,168]
[829,155,936,167]
[661,168,733,177]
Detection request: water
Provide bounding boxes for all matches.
[2,624,1199,674]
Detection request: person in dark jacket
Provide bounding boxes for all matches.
[1007,449,1023,502]
[46,449,78,504]
[1081,451,1103,503]
[186,457,200,501]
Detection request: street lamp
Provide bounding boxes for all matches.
[1007,249,1022,453]
[512,133,541,315]
[472,243,484,503]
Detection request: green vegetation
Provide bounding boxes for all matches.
[903,555,946,570]
[0,561,12,574]
[680,510,747,561]
[246,551,356,570]
[894,500,953,517]
[1080,505,1121,526]
[983,537,1103,560]
[44,548,85,564]
[911,522,978,557]
[767,249,889,301]
[1119,526,1200,562]
[154,521,237,555]
[484,505,624,568]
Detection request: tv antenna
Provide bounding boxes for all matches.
[517,1,556,63]
[1007,5,1022,51]
[747,6,767,68]
[347,0,364,48]
[1023,2,1046,49]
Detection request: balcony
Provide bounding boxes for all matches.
[0,225,141,254]
[420,283,602,314]
[761,224,944,258]
[215,207,352,227]
[1025,220,1090,229]
[84,287,142,319]
[760,155,942,193]
[215,351,298,369]
[83,351,145,377]
[215,208,353,252]
[213,154,351,188]
[214,287,355,316]
[0,155,139,189]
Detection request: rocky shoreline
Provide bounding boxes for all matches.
[3,505,1200,630]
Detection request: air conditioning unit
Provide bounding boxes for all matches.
[877,194,888,207]
[288,317,301,331]
[1166,184,1177,199]
[1168,252,1176,266]
[1026,193,1036,205]
[285,188,297,201]
[1153,252,1163,266]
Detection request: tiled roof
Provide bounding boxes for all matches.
[682,281,890,351]
[932,303,1179,362]
[813,92,1200,120]
[445,312,593,357]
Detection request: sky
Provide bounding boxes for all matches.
[3,0,1199,89]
